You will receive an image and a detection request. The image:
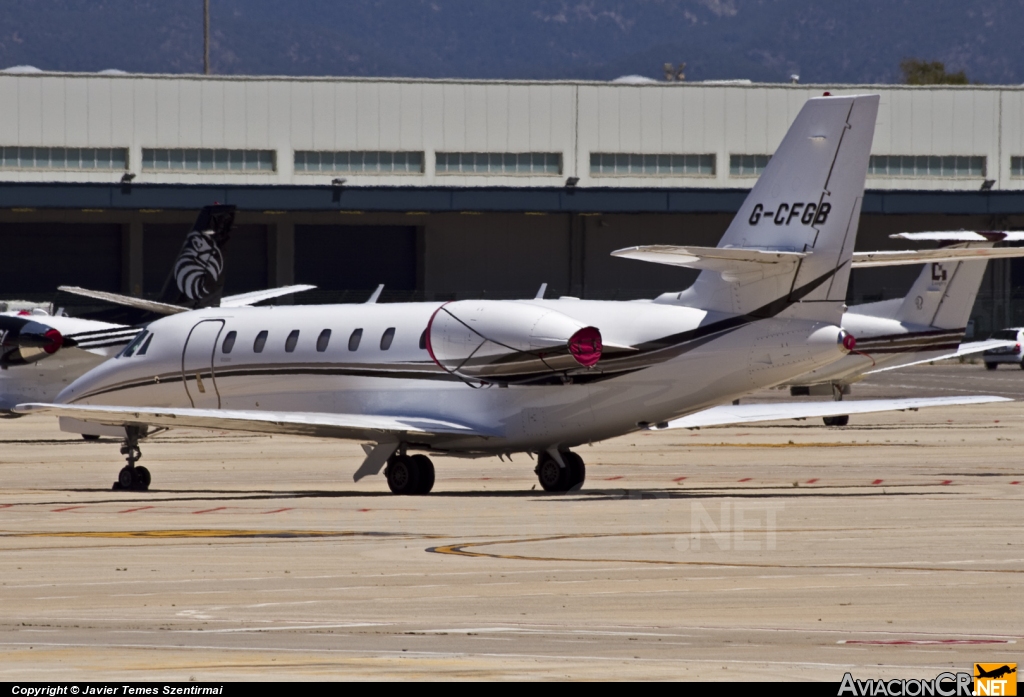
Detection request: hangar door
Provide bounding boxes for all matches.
[295,226,417,302]
[0,223,121,296]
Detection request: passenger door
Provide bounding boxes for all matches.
[182,320,224,408]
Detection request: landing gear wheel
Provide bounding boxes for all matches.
[986,362,997,370]
[132,466,151,490]
[385,455,420,495]
[81,434,100,441]
[117,466,135,490]
[535,452,579,492]
[409,455,435,494]
[562,451,586,490]
[823,415,849,427]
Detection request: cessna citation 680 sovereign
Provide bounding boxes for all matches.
[17,94,1009,494]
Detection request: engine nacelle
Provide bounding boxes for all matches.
[0,316,66,367]
[426,300,602,383]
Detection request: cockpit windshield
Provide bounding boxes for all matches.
[119,330,149,358]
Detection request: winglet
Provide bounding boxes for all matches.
[365,284,385,304]
[535,283,548,300]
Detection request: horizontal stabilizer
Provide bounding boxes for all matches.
[58,286,186,315]
[864,339,1017,374]
[658,395,1011,429]
[612,245,806,275]
[891,231,1024,243]
[220,285,317,307]
[851,246,1024,268]
[15,403,492,442]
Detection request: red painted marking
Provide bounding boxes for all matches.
[357,508,372,512]
[672,476,687,482]
[738,477,752,482]
[940,480,952,486]
[0,504,13,509]
[843,639,1012,646]
[261,508,293,514]
[118,506,154,514]
[479,477,492,480]
[806,478,819,484]
[192,507,227,514]
[1010,481,1021,485]
[52,506,86,512]
[994,420,1000,423]
[603,476,624,481]
[872,479,884,485]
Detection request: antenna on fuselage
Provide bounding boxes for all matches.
[534,283,548,300]
[365,284,384,304]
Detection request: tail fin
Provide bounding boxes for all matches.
[677,94,879,322]
[158,204,236,308]
[888,243,992,329]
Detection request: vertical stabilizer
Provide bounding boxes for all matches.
[158,204,236,308]
[890,243,993,330]
[677,94,879,323]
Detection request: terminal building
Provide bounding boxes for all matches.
[2,72,1024,335]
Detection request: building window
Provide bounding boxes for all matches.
[436,152,561,175]
[0,146,127,171]
[589,153,715,176]
[868,155,985,178]
[730,154,771,177]
[294,151,423,174]
[1012,157,1024,177]
[141,148,275,172]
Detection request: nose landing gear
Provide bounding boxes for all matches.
[113,426,151,491]
[535,450,586,492]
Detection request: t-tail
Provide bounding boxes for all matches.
[674,94,879,323]
[157,204,236,308]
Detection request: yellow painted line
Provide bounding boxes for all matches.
[427,533,1024,574]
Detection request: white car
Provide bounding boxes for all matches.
[983,328,1024,369]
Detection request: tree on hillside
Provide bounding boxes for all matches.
[901,59,969,85]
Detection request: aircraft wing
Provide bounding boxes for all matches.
[58,286,187,315]
[890,231,1024,243]
[863,339,1017,375]
[852,247,1024,268]
[219,285,317,307]
[657,395,1011,429]
[14,403,493,442]
[611,245,806,273]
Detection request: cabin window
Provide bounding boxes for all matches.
[137,333,154,356]
[253,330,268,353]
[419,329,427,350]
[380,327,396,350]
[285,330,300,353]
[317,329,331,352]
[348,328,363,351]
[221,331,237,354]
[120,330,148,358]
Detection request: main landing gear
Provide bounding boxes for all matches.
[384,453,435,495]
[823,382,850,427]
[113,426,151,491]
[535,450,586,492]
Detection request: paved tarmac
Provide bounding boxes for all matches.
[0,362,1021,681]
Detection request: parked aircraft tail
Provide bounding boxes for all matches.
[158,204,236,308]
[671,94,879,322]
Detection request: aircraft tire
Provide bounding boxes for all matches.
[385,455,421,495]
[81,434,101,441]
[133,466,151,490]
[563,451,586,490]
[985,362,997,370]
[823,415,849,427]
[536,453,572,492]
[410,455,435,494]
[117,467,136,490]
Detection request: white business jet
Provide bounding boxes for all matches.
[617,232,1024,425]
[17,94,1009,493]
[0,204,313,416]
